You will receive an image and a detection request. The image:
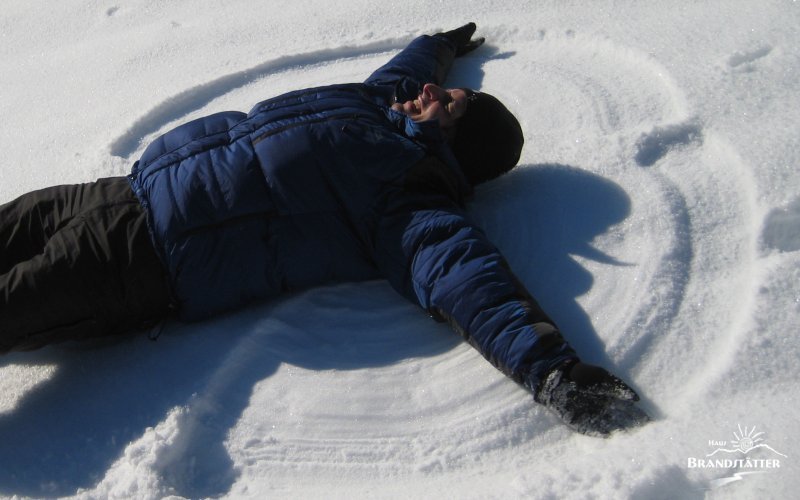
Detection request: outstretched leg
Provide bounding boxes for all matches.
[0,178,173,353]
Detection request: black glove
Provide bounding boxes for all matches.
[436,22,485,56]
[534,361,651,437]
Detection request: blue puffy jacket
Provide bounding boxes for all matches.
[129,34,575,387]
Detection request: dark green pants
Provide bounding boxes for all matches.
[0,177,173,353]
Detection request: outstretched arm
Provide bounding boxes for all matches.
[364,23,484,101]
[373,158,650,436]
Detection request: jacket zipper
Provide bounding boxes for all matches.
[251,112,359,145]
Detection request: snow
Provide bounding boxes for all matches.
[1,1,799,498]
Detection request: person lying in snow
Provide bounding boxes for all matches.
[0,23,649,436]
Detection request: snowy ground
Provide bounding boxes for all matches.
[1,1,799,498]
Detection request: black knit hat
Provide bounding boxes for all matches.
[452,90,524,185]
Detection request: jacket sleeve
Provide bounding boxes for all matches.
[364,34,457,100]
[373,172,578,390]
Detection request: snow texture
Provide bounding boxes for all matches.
[1,1,799,499]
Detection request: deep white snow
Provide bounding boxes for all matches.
[1,1,799,498]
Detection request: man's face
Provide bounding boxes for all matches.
[392,84,470,131]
